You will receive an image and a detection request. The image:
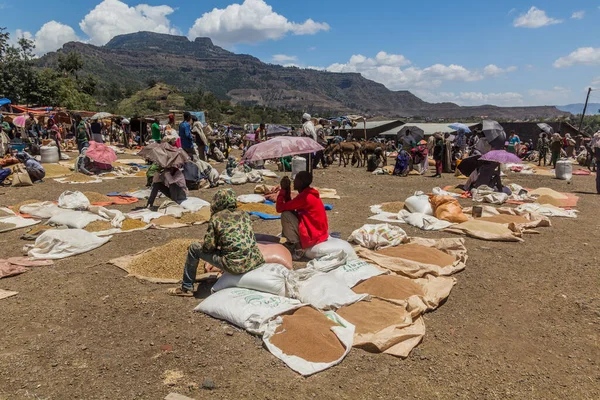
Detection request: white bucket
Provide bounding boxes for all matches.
[291,156,306,179]
[40,146,59,164]
[555,160,572,180]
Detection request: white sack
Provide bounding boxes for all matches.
[230,171,248,185]
[404,194,433,215]
[295,273,368,310]
[126,209,165,224]
[328,259,386,289]
[19,202,63,219]
[262,310,355,376]
[180,197,210,212]
[27,229,111,259]
[236,194,265,204]
[211,263,290,297]
[0,215,40,233]
[194,288,304,334]
[48,210,105,229]
[89,206,126,228]
[400,210,454,231]
[58,191,91,210]
[348,223,407,250]
[305,237,358,260]
[246,171,262,183]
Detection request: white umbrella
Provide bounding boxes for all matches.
[91,112,113,120]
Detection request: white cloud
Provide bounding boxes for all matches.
[571,11,585,20]
[325,53,516,90]
[590,77,600,90]
[513,7,562,28]
[188,0,329,46]
[554,47,600,68]
[272,54,297,63]
[508,8,517,15]
[415,90,524,106]
[308,47,317,51]
[527,86,571,103]
[15,21,79,56]
[79,0,179,46]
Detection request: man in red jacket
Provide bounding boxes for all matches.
[276,171,329,260]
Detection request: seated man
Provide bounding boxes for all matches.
[169,188,264,296]
[276,171,329,260]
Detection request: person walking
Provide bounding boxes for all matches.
[74,114,89,153]
[151,118,162,143]
[432,133,444,178]
[179,112,195,159]
[550,133,562,169]
[537,133,549,166]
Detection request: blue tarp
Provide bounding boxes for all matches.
[0,98,11,107]
[188,111,206,124]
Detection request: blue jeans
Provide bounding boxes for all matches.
[182,242,224,291]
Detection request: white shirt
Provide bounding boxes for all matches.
[303,121,317,142]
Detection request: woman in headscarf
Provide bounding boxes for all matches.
[46,118,62,160]
[393,148,411,177]
[550,133,562,168]
[15,152,45,182]
[168,188,265,296]
[563,133,576,158]
[191,115,208,161]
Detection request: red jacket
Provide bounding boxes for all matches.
[276,187,329,249]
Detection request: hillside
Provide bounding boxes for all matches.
[557,103,600,115]
[38,32,568,119]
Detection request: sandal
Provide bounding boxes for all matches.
[167,288,194,297]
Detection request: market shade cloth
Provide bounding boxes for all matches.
[86,141,118,164]
[138,142,190,168]
[242,136,324,162]
[12,115,28,127]
[457,155,482,176]
[398,126,425,143]
[91,112,113,120]
[480,150,522,164]
[449,123,471,133]
[537,123,554,134]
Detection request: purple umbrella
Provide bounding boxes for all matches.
[242,136,324,162]
[479,150,522,164]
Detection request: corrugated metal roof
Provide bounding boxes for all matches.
[347,120,404,130]
[380,122,479,136]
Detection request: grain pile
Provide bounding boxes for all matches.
[68,173,98,183]
[238,203,280,216]
[353,275,425,301]
[134,171,147,177]
[151,216,181,226]
[337,299,410,335]
[83,191,112,204]
[121,218,147,231]
[127,239,196,280]
[478,215,531,225]
[12,199,41,213]
[379,201,406,214]
[534,195,563,207]
[84,220,114,232]
[376,244,456,267]
[43,164,73,178]
[269,307,345,363]
[179,208,211,224]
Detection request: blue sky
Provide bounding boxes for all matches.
[2,0,600,106]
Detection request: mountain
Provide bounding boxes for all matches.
[556,103,600,115]
[38,32,568,119]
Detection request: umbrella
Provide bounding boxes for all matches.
[91,112,113,121]
[457,155,482,176]
[266,124,291,137]
[121,118,130,125]
[242,136,324,162]
[479,150,522,164]
[85,141,118,165]
[12,115,28,128]
[482,120,506,143]
[449,123,471,133]
[138,142,190,168]
[398,126,425,144]
[537,123,554,134]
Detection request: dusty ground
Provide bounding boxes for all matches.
[0,154,599,400]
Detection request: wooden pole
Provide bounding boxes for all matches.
[364,118,367,141]
[578,87,592,134]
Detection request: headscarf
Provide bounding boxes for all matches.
[551,133,561,142]
[16,152,34,163]
[591,132,600,149]
[211,188,237,214]
[302,113,311,122]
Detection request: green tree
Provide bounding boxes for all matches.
[57,51,84,77]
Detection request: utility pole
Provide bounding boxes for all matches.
[578,87,592,134]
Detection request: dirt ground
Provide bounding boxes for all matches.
[0,154,599,400]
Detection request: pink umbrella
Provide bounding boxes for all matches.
[480,150,522,164]
[85,141,118,165]
[242,136,324,162]
[12,115,28,128]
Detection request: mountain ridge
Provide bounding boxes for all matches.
[37,31,568,119]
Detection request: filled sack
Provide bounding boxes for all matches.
[59,191,91,210]
[305,237,357,260]
[211,263,290,297]
[258,243,293,270]
[404,194,433,215]
[429,195,468,223]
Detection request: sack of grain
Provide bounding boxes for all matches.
[58,191,91,210]
[180,197,210,212]
[291,272,369,310]
[257,243,292,270]
[211,263,290,296]
[304,237,358,260]
[194,288,304,334]
[27,229,111,260]
[262,307,355,376]
[327,259,387,289]
[48,210,106,229]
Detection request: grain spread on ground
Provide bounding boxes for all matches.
[121,218,147,231]
[68,173,98,183]
[238,203,280,216]
[529,188,568,199]
[12,199,41,213]
[337,299,410,335]
[534,195,563,207]
[269,307,345,363]
[134,171,147,177]
[151,216,181,226]
[0,221,17,231]
[126,239,197,280]
[353,275,425,300]
[84,220,114,232]
[179,208,211,224]
[101,172,118,178]
[478,215,531,225]
[83,191,112,204]
[42,164,73,178]
[376,244,456,267]
[380,201,406,214]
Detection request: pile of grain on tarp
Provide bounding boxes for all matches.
[68,173,99,183]
[269,307,346,363]
[379,202,406,214]
[121,218,147,231]
[337,299,410,335]
[238,203,280,216]
[352,275,425,301]
[151,215,182,226]
[477,214,531,225]
[376,244,456,267]
[110,239,204,283]
[84,220,114,233]
[43,164,73,178]
[83,191,112,204]
[179,208,211,224]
